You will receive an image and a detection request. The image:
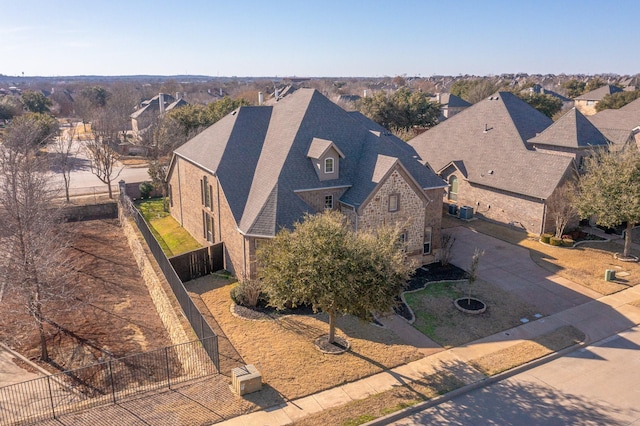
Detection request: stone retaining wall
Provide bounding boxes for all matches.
[118,207,191,347]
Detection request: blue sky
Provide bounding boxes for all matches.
[1,0,638,77]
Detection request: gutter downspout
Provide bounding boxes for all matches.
[177,160,183,225]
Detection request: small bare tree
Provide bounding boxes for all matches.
[547,179,579,238]
[85,138,122,199]
[440,232,456,266]
[0,119,77,361]
[52,124,79,202]
[467,248,484,303]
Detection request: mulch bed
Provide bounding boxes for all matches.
[394,263,469,320]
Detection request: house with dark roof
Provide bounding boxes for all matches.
[587,97,640,148]
[574,85,623,116]
[409,92,576,235]
[528,107,610,167]
[131,93,188,136]
[432,93,471,120]
[167,89,447,279]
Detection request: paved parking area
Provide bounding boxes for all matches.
[447,226,602,315]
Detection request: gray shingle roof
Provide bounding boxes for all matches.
[173,89,445,236]
[587,98,640,146]
[528,107,609,148]
[409,91,573,200]
[438,93,471,108]
[575,85,623,101]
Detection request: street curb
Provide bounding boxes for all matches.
[362,340,588,426]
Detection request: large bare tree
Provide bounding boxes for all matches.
[87,108,122,198]
[0,119,76,361]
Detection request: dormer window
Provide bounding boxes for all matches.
[307,137,345,181]
[324,157,334,173]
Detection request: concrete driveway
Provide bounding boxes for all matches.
[447,226,602,315]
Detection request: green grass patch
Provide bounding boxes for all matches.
[136,198,201,257]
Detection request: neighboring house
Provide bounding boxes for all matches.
[167,88,447,279]
[588,97,640,148]
[432,93,471,120]
[528,107,610,168]
[409,92,575,235]
[574,85,623,116]
[526,84,573,109]
[130,93,188,136]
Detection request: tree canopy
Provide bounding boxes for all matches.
[562,79,586,98]
[257,211,413,344]
[450,79,504,104]
[516,92,563,118]
[575,148,640,257]
[596,90,640,112]
[357,87,440,134]
[2,113,58,150]
[21,91,52,113]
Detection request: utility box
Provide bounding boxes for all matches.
[459,206,474,220]
[231,364,262,396]
[448,204,458,215]
[605,269,616,281]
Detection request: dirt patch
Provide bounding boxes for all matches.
[0,219,173,372]
[188,275,423,401]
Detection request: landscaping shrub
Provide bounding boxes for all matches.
[549,237,562,246]
[540,233,552,244]
[230,279,266,308]
[139,181,154,199]
[562,238,575,247]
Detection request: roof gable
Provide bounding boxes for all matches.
[409,91,571,199]
[528,107,609,148]
[576,85,623,101]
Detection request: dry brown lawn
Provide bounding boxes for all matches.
[293,325,583,426]
[443,215,640,295]
[470,325,585,376]
[191,277,423,401]
[405,280,541,348]
[293,371,464,426]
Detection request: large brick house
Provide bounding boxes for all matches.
[167,89,446,279]
[409,92,577,235]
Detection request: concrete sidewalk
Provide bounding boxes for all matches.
[216,226,640,426]
[217,284,640,426]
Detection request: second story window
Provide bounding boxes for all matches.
[324,157,334,174]
[389,194,399,212]
[324,195,333,209]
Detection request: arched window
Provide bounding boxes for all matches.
[448,175,458,201]
[324,157,334,173]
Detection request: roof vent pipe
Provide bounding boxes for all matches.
[258,92,264,105]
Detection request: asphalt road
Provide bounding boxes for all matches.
[47,138,150,196]
[390,326,640,425]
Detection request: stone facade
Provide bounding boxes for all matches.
[341,167,441,266]
[296,187,349,212]
[444,168,548,234]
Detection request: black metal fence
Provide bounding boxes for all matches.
[118,192,220,371]
[0,338,217,425]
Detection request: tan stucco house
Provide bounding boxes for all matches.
[574,85,622,116]
[409,92,577,235]
[166,89,446,279]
